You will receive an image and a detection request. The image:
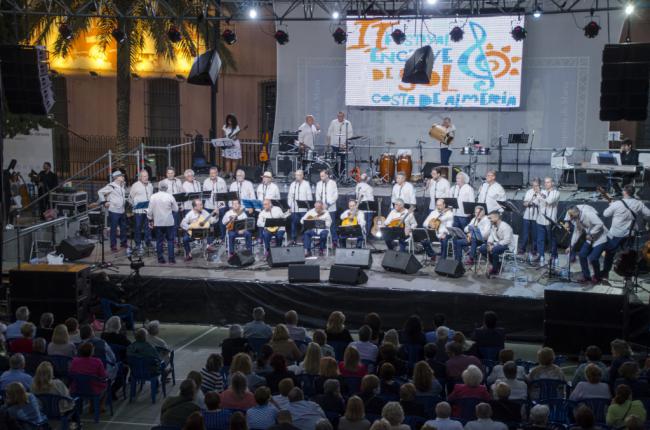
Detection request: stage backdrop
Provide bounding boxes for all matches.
[275,12,625,180]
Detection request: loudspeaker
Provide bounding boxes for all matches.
[495,171,524,189]
[335,249,372,269]
[269,247,305,267]
[381,250,422,274]
[434,258,465,278]
[402,45,434,84]
[329,265,368,285]
[275,155,298,177]
[228,250,255,267]
[279,132,299,152]
[0,45,54,115]
[288,264,320,282]
[187,49,222,86]
[575,172,608,191]
[56,237,95,261]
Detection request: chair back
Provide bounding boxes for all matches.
[509,234,519,252]
[45,355,72,380]
[203,409,233,430]
[450,397,483,424]
[576,398,609,425]
[538,398,576,425]
[529,379,569,401]
[128,356,160,379]
[246,338,270,357]
[34,393,76,420]
[329,341,349,361]
[69,373,108,397]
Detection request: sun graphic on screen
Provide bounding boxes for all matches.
[484,43,521,78]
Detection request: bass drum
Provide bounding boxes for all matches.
[379,153,395,183]
[396,154,412,180]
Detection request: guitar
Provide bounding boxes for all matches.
[188,211,218,236]
[370,197,385,237]
[387,206,415,228]
[259,130,270,164]
[228,124,248,141]
[225,209,244,231]
[341,209,359,227]
[596,186,613,203]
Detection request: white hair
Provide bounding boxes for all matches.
[104,316,122,334]
[184,169,195,176]
[229,324,243,338]
[529,405,550,425]
[146,320,161,335]
[462,364,484,387]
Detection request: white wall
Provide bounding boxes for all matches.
[3,127,54,174]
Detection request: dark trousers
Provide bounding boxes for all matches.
[155,226,176,262]
[453,216,469,230]
[440,147,452,165]
[329,211,338,242]
[480,243,508,270]
[108,211,127,248]
[262,230,285,251]
[386,238,408,252]
[602,236,628,278]
[304,230,328,251]
[290,212,304,241]
[536,224,558,259]
[363,212,374,239]
[519,219,537,253]
[228,230,253,254]
[134,214,152,247]
[421,240,436,257]
[577,241,607,279]
[453,237,482,261]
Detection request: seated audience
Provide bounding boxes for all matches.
[10,323,34,354]
[285,310,308,343]
[377,343,408,378]
[316,418,334,430]
[399,315,427,349]
[264,353,297,394]
[6,307,30,340]
[35,312,54,343]
[31,361,75,413]
[379,363,400,398]
[269,324,302,363]
[247,386,278,429]
[339,395,371,430]
[624,415,644,430]
[79,324,117,373]
[312,378,345,415]
[313,330,335,358]
[187,371,206,409]
[359,374,386,415]
[523,405,551,430]
[423,343,447,380]
[127,328,161,375]
[203,391,233,430]
[65,317,82,344]
[381,401,409,430]
[609,339,633,387]
[472,311,506,357]
[491,361,528,401]
[572,345,609,386]
[464,403,508,430]
[571,405,600,430]
[363,313,384,345]
[424,314,455,344]
[315,356,346,395]
[433,327,450,363]
[200,353,225,393]
[445,342,484,382]
[47,324,77,357]
[161,379,201,428]
[222,325,251,367]
[269,409,301,430]
[219,371,256,410]
[615,361,650,399]
[184,411,206,430]
[231,352,267,390]
[285,387,326,430]
[448,365,491,416]
[230,411,248,430]
[4,382,45,425]
[570,363,611,401]
[486,349,527,384]
[0,354,33,390]
[382,330,400,349]
[101,316,131,362]
[606,384,646,428]
[290,342,321,376]
[350,325,379,363]
[256,345,275,374]
[325,311,354,344]
[145,320,170,363]
[70,343,108,395]
[243,307,273,339]
[489,383,523,424]
[398,383,426,417]
[412,361,443,397]
[25,338,48,375]
[423,401,463,430]
[272,378,295,410]
[528,347,565,381]
[339,346,368,378]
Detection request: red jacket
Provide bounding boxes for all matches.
[70,357,107,395]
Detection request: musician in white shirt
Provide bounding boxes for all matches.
[338,200,366,249]
[258,199,288,254]
[203,166,228,240]
[601,185,650,279]
[391,172,416,206]
[383,199,417,252]
[535,177,561,267]
[437,117,456,165]
[428,167,450,209]
[301,201,332,257]
[453,205,491,265]
[288,170,313,243]
[421,199,454,261]
[315,170,339,243]
[159,167,184,196]
[450,172,475,229]
[298,115,321,151]
[180,199,217,261]
[229,169,255,207]
[222,200,252,255]
[479,211,514,276]
[129,170,154,251]
[148,182,179,264]
[565,205,608,283]
[182,169,202,211]
[327,112,353,176]
[355,174,375,237]
[98,170,127,251]
[256,171,281,204]
[519,179,540,256]
[477,170,506,214]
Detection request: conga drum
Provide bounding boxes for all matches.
[379,153,395,183]
[397,154,412,180]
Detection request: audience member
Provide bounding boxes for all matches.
[187,370,206,409]
[486,350,526,384]
[291,342,321,376]
[381,401,409,430]
[64,317,81,344]
[9,323,34,354]
[264,353,297,394]
[572,345,609,386]
[272,378,295,410]
[370,418,393,430]
[247,386,278,429]
[472,311,506,357]
[222,325,251,367]
[285,310,308,343]
[445,342,484,381]
[624,415,644,430]
[315,418,334,430]
[379,363,400,398]
[433,327,450,363]
[412,361,443,397]
[219,371,256,410]
[489,383,523,424]
[145,320,170,363]
[606,384,646,428]
[0,354,33,390]
[101,316,131,362]
[161,379,201,428]
[31,361,75,413]
[184,410,206,430]
[80,324,117,370]
[339,395,371,430]
[200,353,225,393]
[424,314,455,344]
[25,338,48,375]
[35,312,54,343]
[286,387,326,430]
[270,324,302,362]
[423,343,447,380]
[6,307,30,340]
[313,330,335,358]
[448,365,491,416]
[609,339,634,387]
[231,352,267,390]
[399,315,426,348]
[4,381,45,425]
[423,401,463,430]
[382,330,400,349]
[47,324,77,357]
[350,325,379,363]
[339,346,368,377]
[325,311,353,344]
[464,403,508,430]
[315,356,346,395]
[313,378,345,414]
[256,344,275,374]
[524,405,550,430]
[243,307,273,339]
[127,328,161,375]
[491,361,528,401]
[571,405,600,430]
[203,391,233,429]
[230,411,249,430]
[528,347,565,382]
[615,361,650,399]
[377,343,408,377]
[359,374,386,415]
[570,363,611,401]
[398,383,426,417]
[269,410,301,430]
[363,313,384,345]
[69,343,108,396]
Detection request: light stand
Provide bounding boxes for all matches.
[95,205,117,271]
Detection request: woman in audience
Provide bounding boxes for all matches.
[269,324,302,363]
[263,353,296,394]
[570,363,611,401]
[339,395,371,430]
[377,343,408,378]
[326,311,354,344]
[486,349,526,384]
[398,383,426,417]
[183,411,206,430]
[448,365,491,415]
[70,343,108,397]
[399,315,426,347]
[339,346,368,378]
[313,330,336,358]
[412,361,443,397]
[222,325,251,367]
[47,324,76,357]
[491,361,528,401]
[230,411,249,430]
[606,384,646,428]
[528,347,565,382]
[316,356,347,395]
[247,386,278,429]
[230,352,266,390]
[187,371,207,409]
[4,382,46,425]
[381,401,410,430]
[31,361,75,413]
[614,362,650,399]
[451,332,471,352]
[610,339,634,387]
[255,344,274,374]
[200,353,225,393]
[489,382,523,424]
[219,371,256,410]
[10,323,34,354]
[313,378,345,415]
[571,405,599,430]
[379,363,400,399]
[524,405,550,430]
[101,316,131,362]
[572,345,609,386]
[433,327,450,363]
[359,374,387,415]
[65,318,82,344]
[291,342,321,376]
[382,330,400,349]
[364,313,384,345]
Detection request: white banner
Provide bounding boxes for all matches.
[3,127,54,175]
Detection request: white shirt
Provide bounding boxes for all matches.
[288,180,313,213]
[221,209,248,227]
[391,182,416,205]
[147,191,178,227]
[522,189,539,221]
[181,209,215,230]
[355,182,374,204]
[298,123,320,150]
[488,221,514,247]
[229,180,256,203]
[159,177,183,195]
[424,418,463,430]
[202,177,228,210]
[301,209,332,234]
[423,209,454,235]
[465,418,508,430]
[566,205,608,247]
[429,178,451,209]
[478,181,506,214]
[385,209,418,231]
[181,180,202,210]
[327,119,353,147]
[465,216,491,241]
[315,180,339,212]
[257,206,288,231]
[339,209,366,233]
[603,198,650,238]
[256,182,281,202]
[535,188,561,226]
[128,181,153,214]
[98,181,126,214]
[450,183,475,217]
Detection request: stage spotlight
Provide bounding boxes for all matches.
[333,27,347,44]
[625,3,634,15]
[533,6,542,18]
[274,29,289,45]
[332,10,340,19]
[111,28,127,44]
[449,26,464,42]
[59,23,73,40]
[167,25,182,43]
[248,7,258,19]
[584,20,601,38]
[511,25,527,41]
[426,0,438,4]
[222,29,237,45]
[391,29,406,45]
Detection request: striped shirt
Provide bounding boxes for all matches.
[247,404,278,429]
[200,368,225,393]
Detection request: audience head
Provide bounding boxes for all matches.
[379,343,398,361]
[383,329,400,347]
[573,405,595,429]
[134,328,148,342]
[285,310,299,326]
[361,374,380,395]
[229,372,248,397]
[278,378,295,397]
[231,353,253,375]
[64,317,79,335]
[585,345,603,362]
[79,324,94,340]
[436,326,450,342]
[436,401,452,419]
[476,403,493,420]
[461,364,483,387]
[423,343,437,359]
[257,344,274,368]
[315,419,334,430]
[254,386,271,405]
[529,405,550,426]
[288,387,304,402]
[319,356,340,378]
[229,411,247,430]
[585,363,604,384]
[272,324,291,342]
[5,382,28,406]
[498,349,515,364]
[381,402,405,426]
[369,419,392,430]
[20,323,34,339]
[15,306,29,322]
[452,331,466,346]
[619,361,640,381]
[358,325,372,343]
[326,311,346,333]
[611,339,632,358]
[78,342,94,358]
[180,379,196,400]
[399,383,417,402]
[345,395,366,421]
[433,313,447,328]
[205,354,223,372]
[446,341,463,357]
[403,315,423,338]
[270,353,288,373]
[313,329,327,346]
[9,353,25,370]
[146,320,161,336]
[183,411,205,430]
[483,311,498,328]
[104,316,122,334]
[205,391,221,411]
[413,361,434,393]
[379,362,395,381]
[39,312,54,329]
[252,307,266,322]
[364,313,382,336]
[614,384,633,404]
[32,337,46,354]
[323,378,342,398]
[229,324,243,339]
[536,347,556,366]
[186,371,202,394]
[303,342,321,375]
[343,345,361,372]
[494,382,511,400]
[625,415,644,430]
[33,361,55,392]
[503,361,518,380]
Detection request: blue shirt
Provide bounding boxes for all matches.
[425,329,455,344]
[243,320,273,339]
[286,400,326,430]
[247,404,278,429]
[5,320,28,340]
[0,369,33,390]
[7,394,45,425]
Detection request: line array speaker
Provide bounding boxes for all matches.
[0,45,55,115]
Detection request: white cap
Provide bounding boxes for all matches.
[112,170,124,178]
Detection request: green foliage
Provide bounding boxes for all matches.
[3,111,55,139]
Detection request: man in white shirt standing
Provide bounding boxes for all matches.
[129,170,154,252]
[256,171,281,203]
[148,182,179,264]
[479,211,514,277]
[287,170,313,244]
[519,179,540,257]
[452,205,490,266]
[436,117,456,166]
[229,169,255,206]
[98,170,127,251]
[535,177,561,267]
[428,167,450,209]
[203,166,228,241]
[301,201,332,257]
[182,169,202,212]
[258,199,288,256]
[391,172,416,207]
[159,166,183,225]
[315,170,339,245]
[326,111,353,176]
[566,205,608,283]
[355,174,375,239]
[450,172,475,230]
[298,115,320,151]
[477,170,506,214]
[180,198,216,261]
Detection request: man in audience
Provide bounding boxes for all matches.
[285,310,308,343]
[0,354,32,390]
[445,341,484,381]
[25,338,48,375]
[127,328,161,375]
[491,361,527,401]
[423,401,463,430]
[272,378,295,410]
[244,307,273,339]
[222,325,251,367]
[464,403,508,430]
[425,313,455,343]
[269,410,301,430]
[160,379,201,427]
[146,320,171,364]
[285,387,326,430]
[350,325,378,363]
[36,313,54,343]
[423,343,447,381]
[572,345,609,385]
[312,330,335,358]
[6,307,30,340]
[472,311,506,357]
[312,379,345,415]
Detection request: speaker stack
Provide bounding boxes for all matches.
[0,45,55,115]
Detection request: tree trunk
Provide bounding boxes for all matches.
[115,18,131,155]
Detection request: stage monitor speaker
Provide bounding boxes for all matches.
[0,45,54,115]
[496,171,524,189]
[335,248,372,269]
[575,172,608,190]
[228,250,255,267]
[56,237,95,261]
[381,250,422,274]
[402,45,434,84]
[435,258,465,278]
[187,49,222,86]
[329,265,368,285]
[288,264,320,282]
[269,247,305,267]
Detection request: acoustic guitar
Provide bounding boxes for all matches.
[259,130,270,164]
[370,197,385,237]
[188,211,218,236]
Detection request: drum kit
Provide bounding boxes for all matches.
[379,142,413,184]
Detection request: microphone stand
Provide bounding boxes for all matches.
[526,130,535,185]
[417,140,425,182]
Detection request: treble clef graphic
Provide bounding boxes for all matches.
[457,21,495,91]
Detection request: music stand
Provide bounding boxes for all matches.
[304,219,327,230]
[442,198,459,210]
[296,200,314,211]
[507,133,529,172]
[411,228,436,243]
[358,200,378,213]
[446,226,466,240]
[216,192,238,203]
[242,199,263,210]
[381,227,405,242]
[463,202,486,216]
[230,219,248,231]
[497,200,519,230]
[173,193,189,204]
[264,218,287,229]
[337,225,363,239]
[272,199,290,211]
